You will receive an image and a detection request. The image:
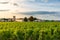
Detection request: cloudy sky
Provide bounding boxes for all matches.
[0,0,60,20]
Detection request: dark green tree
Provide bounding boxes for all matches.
[23,17,28,22]
[34,17,37,20]
[29,16,34,21]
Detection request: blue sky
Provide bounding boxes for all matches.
[0,0,60,12]
[12,0,58,12]
[16,0,60,12]
[0,0,60,20]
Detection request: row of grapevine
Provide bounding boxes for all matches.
[0,22,60,40]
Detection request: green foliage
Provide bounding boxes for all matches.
[23,17,28,22]
[29,16,34,21]
[0,22,60,40]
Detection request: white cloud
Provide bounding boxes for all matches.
[0,0,60,20]
[0,0,60,12]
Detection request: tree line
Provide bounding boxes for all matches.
[23,16,37,22]
[23,16,60,22]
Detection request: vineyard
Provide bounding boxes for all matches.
[0,22,60,40]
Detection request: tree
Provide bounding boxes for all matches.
[29,16,34,21]
[34,17,37,20]
[23,17,28,22]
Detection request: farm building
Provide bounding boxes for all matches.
[0,16,24,22]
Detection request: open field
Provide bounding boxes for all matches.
[0,22,60,40]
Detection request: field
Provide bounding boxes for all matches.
[0,22,60,40]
